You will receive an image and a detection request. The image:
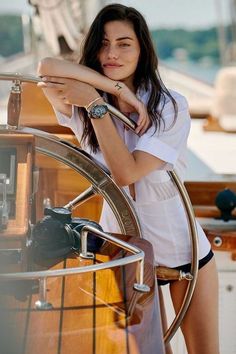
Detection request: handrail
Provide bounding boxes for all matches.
[0,225,150,309]
[0,73,41,84]
[0,226,145,283]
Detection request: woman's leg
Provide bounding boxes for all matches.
[158,286,173,354]
[169,257,219,354]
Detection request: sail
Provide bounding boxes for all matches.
[29,0,103,56]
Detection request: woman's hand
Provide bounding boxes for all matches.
[38,77,100,108]
[37,81,72,117]
[115,83,150,135]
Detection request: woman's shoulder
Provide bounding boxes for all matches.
[138,84,188,111]
[163,89,189,111]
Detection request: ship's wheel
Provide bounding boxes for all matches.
[0,73,199,344]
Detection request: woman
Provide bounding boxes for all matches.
[38,4,219,353]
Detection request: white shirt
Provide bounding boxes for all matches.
[55,88,211,267]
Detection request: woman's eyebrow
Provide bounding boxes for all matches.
[116,36,133,41]
[103,36,133,41]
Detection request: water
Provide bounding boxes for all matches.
[162,58,221,85]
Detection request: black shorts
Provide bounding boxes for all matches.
[157,249,214,286]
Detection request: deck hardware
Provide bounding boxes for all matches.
[226,284,234,292]
[213,236,223,247]
[179,271,193,281]
[35,278,53,310]
[133,258,150,292]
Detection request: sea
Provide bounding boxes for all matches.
[161,58,221,85]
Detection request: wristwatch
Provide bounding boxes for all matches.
[87,104,108,119]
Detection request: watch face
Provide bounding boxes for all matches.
[90,104,108,119]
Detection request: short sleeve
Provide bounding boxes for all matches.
[54,105,84,141]
[134,93,191,170]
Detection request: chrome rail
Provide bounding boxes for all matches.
[0,73,41,84]
[106,102,137,131]
[0,225,150,309]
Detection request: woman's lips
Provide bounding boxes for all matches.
[103,64,122,68]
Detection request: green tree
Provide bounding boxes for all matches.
[0,15,24,57]
[151,27,220,63]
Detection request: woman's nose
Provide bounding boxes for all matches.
[107,46,119,59]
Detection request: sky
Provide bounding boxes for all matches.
[0,0,232,30]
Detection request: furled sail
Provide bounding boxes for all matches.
[29,0,102,56]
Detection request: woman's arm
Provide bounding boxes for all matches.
[40,85,72,117]
[37,57,149,132]
[90,111,165,186]
[38,57,122,98]
[38,78,163,184]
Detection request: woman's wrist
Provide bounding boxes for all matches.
[84,96,105,111]
[112,81,125,98]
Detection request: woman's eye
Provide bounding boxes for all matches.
[119,43,130,47]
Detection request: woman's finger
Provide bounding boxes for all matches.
[135,109,150,134]
[37,81,65,89]
[40,76,66,84]
[138,120,150,135]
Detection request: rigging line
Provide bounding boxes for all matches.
[230,0,236,45]
[30,0,65,11]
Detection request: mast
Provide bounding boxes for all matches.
[229,0,236,62]
[214,0,227,66]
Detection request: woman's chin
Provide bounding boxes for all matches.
[105,73,123,81]
[102,70,125,81]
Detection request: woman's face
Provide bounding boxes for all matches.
[98,20,140,89]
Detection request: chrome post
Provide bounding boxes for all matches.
[133,258,150,293]
[179,271,193,281]
[35,277,53,310]
[80,229,94,259]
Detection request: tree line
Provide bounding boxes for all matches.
[151,27,223,63]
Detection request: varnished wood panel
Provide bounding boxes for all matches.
[204,229,236,253]
[20,83,58,127]
[19,83,72,134]
[185,181,236,206]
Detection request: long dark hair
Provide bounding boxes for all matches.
[78,3,177,152]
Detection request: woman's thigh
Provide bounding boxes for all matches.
[169,257,219,354]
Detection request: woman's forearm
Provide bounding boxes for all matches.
[38,57,120,97]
